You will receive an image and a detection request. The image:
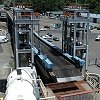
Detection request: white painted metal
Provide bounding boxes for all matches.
[5,68,37,100]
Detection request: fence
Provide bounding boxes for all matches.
[59,88,100,100]
[88,57,100,66]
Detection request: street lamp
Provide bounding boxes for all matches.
[76,0,77,5]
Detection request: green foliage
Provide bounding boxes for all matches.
[0,0,3,4]
[8,0,100,13]
[32,0,66,12]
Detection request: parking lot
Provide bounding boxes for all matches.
[89,29,100,59]
[39,16,62,48]
[39,16,100,74]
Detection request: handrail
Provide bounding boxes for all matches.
[59,88,100,99]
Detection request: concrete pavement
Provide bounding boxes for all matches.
[0,22,12,98]
[87,64,100,75]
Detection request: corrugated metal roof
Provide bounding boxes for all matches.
[81,13,100,18]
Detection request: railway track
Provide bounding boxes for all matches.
[34,35,81,81]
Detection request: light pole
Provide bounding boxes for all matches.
[13,0,15,7]
[76,0,77,5]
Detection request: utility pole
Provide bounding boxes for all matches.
[13,0,15,7]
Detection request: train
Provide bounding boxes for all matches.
[34,47,54,71]
[33,31,85,70]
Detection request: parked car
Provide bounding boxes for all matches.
[42,36,47,39]
[47,33,52,37]
[46,39,52,42]
[97,27,100,30]
[0,36,9,43]
[42,35,52,39]
[40,28,47,31]
[53,37,59,41]
[51,23,61,29]
[44,26,50,29]
[95,35,100,41]
[49,16,55,19]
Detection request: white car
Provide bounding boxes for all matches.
[42,35,52,42]
[42,35,48,39]
[49,16,55,19]
[0,28,2,31]
[95,35,100,41]
[42,35,52,39]
[40,28,47,31]
[0,36,9,43]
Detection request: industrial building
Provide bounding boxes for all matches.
[0,3,100,100]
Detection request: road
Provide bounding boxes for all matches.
[40,16,100,60]
[39,16,62,49]
[0,22,11,97]
[87,29,100,74]
[88,29,100,59]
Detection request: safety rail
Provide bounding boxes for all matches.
[40,96,55,100]
[38,79,55,100]
[59,88,100,100]
[38,79,47,97]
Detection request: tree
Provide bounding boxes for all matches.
[8,0,100,13]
